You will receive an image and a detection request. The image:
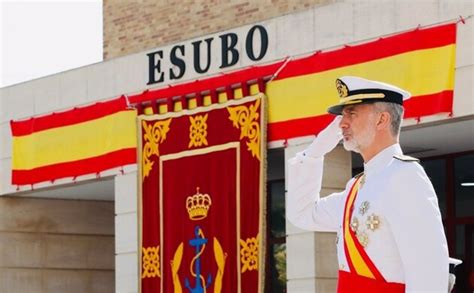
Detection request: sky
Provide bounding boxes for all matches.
[0,0,102,88]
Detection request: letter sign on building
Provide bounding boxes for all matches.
[146,25,269,86]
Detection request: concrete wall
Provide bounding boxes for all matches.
[102,0,334,59]
[0,196,114,292]
[114,172,139,293]
[285,145,351,292]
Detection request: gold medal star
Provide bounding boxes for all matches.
[350,217,359,232]
[359,201,370,215]
[366,214,380,231]
[357,232,369,247]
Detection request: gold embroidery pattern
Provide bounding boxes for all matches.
[142,246,161,278]
[213,237,227,293]
[240,235,259,273]
[227,99,261,160]
[170,243,183,292]
[188,114,209,148]
[142,119,172,180]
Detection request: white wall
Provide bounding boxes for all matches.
[114,172,139,293]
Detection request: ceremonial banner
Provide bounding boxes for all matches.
[10,96,137,185]
[138,94,266,292]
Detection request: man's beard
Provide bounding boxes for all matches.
[342,122,376,153]
[343,135,361,152]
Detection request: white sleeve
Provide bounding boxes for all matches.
[385,163,449,292]
[286,152,347,232]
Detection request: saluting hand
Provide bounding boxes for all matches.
[304,115,343,158]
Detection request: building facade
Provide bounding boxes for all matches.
[0,1,473,292]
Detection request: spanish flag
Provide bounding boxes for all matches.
[266,23,456,141]
[10,96,137,185]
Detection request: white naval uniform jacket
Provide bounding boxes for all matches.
[287,144,449,292]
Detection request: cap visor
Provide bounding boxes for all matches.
[327,104,344,115]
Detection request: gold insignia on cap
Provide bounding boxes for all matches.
[336,79,349,98]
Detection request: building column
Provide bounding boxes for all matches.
[115,171,139,293]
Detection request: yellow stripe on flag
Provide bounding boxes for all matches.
[267,44,455,123]
[12,110,137,170]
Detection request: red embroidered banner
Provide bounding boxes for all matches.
[138,94,266,292]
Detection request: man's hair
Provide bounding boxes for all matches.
[373,102,404,137]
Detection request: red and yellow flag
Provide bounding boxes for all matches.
[10,96,137,185]
[129,23,457,142]
[10,23,456,187]
[267,23,456,141]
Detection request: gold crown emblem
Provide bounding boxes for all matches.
[186,187,212,221]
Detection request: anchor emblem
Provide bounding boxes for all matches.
[171,225,227,293]
[184,226,213,292]
[171,189,227,292]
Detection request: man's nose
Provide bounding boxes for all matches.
[339,115,349,129]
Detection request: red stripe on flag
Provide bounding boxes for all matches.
[129,61,285,104]
[275,23,456,80]
[404,90,453,118]
[267,91,453,142]
[268,114,334,142]
[11,148,136,185]
[11,96,128,136]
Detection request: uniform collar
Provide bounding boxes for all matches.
[363,143,403,179]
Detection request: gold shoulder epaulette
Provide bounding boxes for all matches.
[393,154,419,162]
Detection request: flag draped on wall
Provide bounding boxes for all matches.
[9,23,457,186]
[138,94,266,292]
[130,23,457,143]
[266,23,457,141]
[10,96,137,185]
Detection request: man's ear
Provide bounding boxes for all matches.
[376,112,391,130]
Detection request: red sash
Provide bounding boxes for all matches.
[337,175,405,293]
[338,270,405,293]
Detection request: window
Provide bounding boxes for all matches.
[266,149,286,292]
[454,154,474,217]
[420,151,474,291]
[422,159,447,218]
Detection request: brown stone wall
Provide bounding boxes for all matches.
[0,197,114,292]
[103,0,334,60]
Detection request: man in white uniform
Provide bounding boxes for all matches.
[287,76,449,292]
